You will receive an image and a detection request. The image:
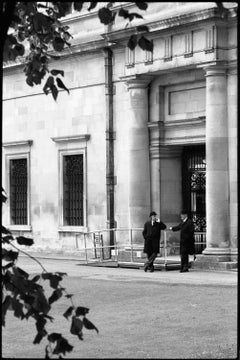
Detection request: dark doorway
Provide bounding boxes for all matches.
[182,145,206,253]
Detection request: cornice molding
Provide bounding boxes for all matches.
[51,134,90,143]
[102,7,229,44]
[3,140,33,147]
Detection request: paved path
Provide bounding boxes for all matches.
[3,255,238,358]
[18,254,237,286]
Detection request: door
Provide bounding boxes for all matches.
[182,145,206,253]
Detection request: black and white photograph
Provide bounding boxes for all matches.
[2,2,238,358]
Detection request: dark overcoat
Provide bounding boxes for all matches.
[142,220,166,255]
[172,218,195,255]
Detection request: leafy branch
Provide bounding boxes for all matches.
[2,188,98,358]
[2,2,151,101]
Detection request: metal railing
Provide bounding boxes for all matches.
[75,228,206,267]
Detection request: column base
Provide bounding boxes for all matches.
[192,253,238,271]
[202,247,231,255]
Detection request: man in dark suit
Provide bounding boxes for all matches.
[169,210,195,272]
[142,211,166,272]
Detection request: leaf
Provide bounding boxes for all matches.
[70,316,83,338]
[55,2,73,18]
[137,25,149,32]
[12,266,29,279]
[51,84,59,101]
[138,36,153,52]
[50,274,63,289]
[63,306,74,319]
[56,78,69,94]
[43,76,54,94]
[98,7,115,25]
[16,236,34,246]
[14,43,25,56]
[32,275,41,282]
[118,8,129,19]
[2,234,14,243]
[48,332,62,342]
[2,261,15,271]
[83,317,99,333]
[135,2,148,10]
[88,2,98,11]
[128,12,143,21]
[11,298,24,319]
[32,291,51,314]
[42,272,63,288]
[1,225,11,234]
[33,329,47,344]
[52,336,74,355]
[52,37,65,52]
[2,249,19,262]
[6,34,18,45]
[48,288,63,304]
[36,315,47,332]
[32,13,53,33]
[74,2,84,12]
[75,306,89,316]
[127,34,138,51]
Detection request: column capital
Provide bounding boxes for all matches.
[227,60,238,76]
[121,74,154,90]
[197,61,227,77]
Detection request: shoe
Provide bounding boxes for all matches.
[180,269,189,273]
[143,265,148,272]
[149,267,154,273]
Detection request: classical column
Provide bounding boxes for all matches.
[203,64,230,255]
[125,76,152,230]
[227,66,238,259]
[148,121,162,215]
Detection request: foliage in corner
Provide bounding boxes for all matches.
[2,187,98,358]
[2,2,151,101]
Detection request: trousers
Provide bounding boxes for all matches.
[144,252,157,270]
[180,251,189,271]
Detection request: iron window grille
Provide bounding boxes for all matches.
[9,158,28,225]
[63,154,84,226]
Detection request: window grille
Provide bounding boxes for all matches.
[10,158,28,225]
[182,145,206,233]
[63,154,84,226]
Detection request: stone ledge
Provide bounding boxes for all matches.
[192,261,237,271]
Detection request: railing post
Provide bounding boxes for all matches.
[84,233,88,263]
[99,231,103,261]
[129,228,133,262]
[164,230,167,270]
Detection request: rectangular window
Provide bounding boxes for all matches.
[63,154,84,226]
[9,158,28,225]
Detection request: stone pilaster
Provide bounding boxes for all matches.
[148,121,162,216]
[159,145,183,222]
[124,76,153,230]
[203,64,230,255]
[227,65,238,260]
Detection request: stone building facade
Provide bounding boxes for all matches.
[2,2,238,267]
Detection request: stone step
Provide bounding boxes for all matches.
[192,261,238,271]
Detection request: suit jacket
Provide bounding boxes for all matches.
[142,220,166,255]
[172,218,195,255]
